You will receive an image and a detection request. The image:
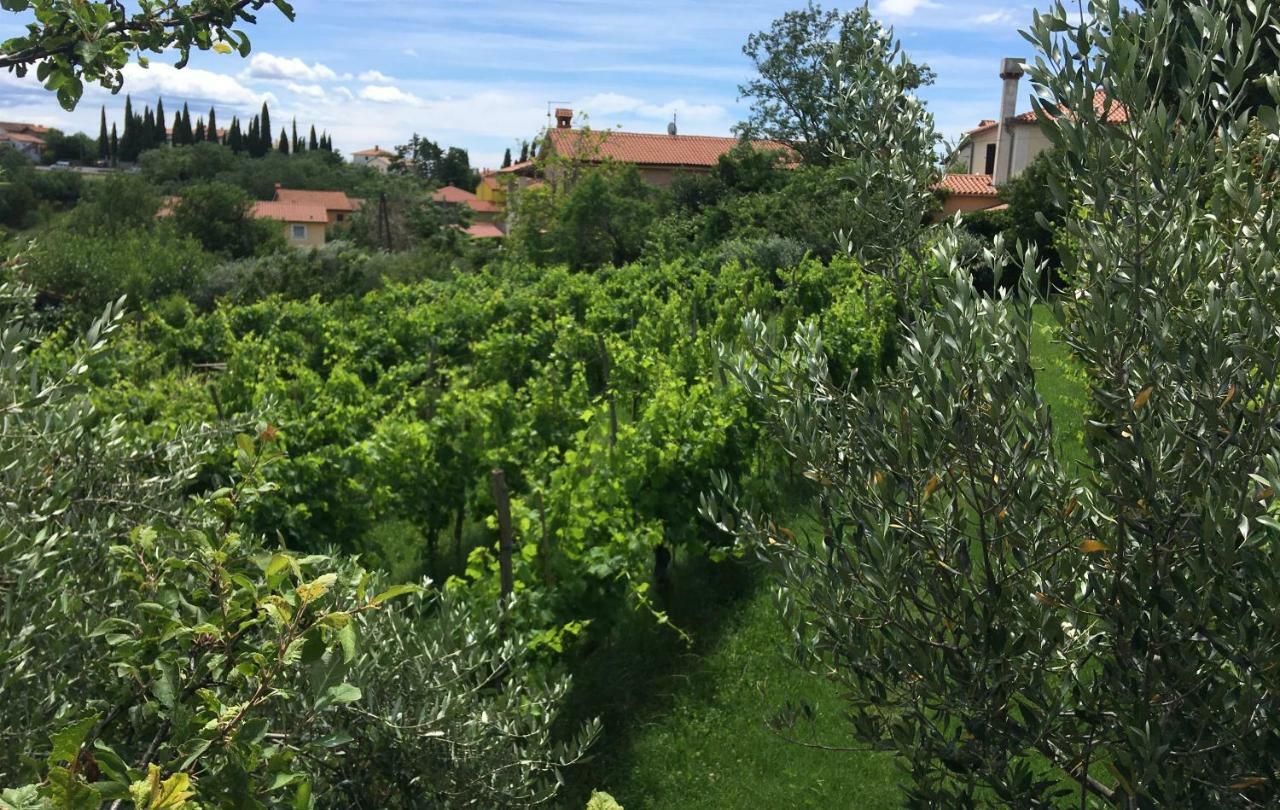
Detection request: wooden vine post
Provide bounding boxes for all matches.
[491,468,515,601]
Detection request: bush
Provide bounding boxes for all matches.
[171,180,284,258]
[19,225,212,318]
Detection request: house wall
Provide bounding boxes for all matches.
[283,221,326,248]
[956,124,1051,180]
[938,194,1002,219]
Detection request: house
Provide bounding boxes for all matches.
[431,185,506,238]
[0,121,48,160]
[938,58,1129,217]
[512,108,791,188]
[431,185,502,222]
[252,186,363,246]
[352,146,396,173]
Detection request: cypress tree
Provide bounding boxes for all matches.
[502,147,512,168]
[142,107,156,152]
[228,117,242,153]
[109,123,118,164]
[120,95,135,161]
[207,107,218,142]
[519,141,529,163]
[97,107,109,161]
[154,98,166,145]
[170,111,182,146]
[291,118,300,153]
[180,104,193,145]
[194,118,206,143]
[278,127,289,155]
[260,102,272,155]
[309,125,319,152]
[248,116,260,157]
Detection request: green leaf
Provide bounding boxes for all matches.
[369,583,422,606]
[47,716,98,769]
[325,683,361,704]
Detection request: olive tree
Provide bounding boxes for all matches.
[709,0,1280,805]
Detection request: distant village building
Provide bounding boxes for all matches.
[159,184,362,248]
[939,58,1128,217]
[431,185,506,239]
[504,108,790,189]
[352,146,396,173]
[0,121,49,160]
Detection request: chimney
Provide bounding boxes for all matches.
[993,57,1024,186]
[555,108,573,129]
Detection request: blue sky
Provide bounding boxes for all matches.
[1,1,1041,169]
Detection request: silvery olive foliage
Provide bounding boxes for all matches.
[709,0,1280,805]
[0,283,594,808]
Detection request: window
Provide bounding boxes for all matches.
[336,213,346,222]
[984,143,997,175]
[291,224,307,240]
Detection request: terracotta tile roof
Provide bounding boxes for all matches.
[495,159,536,175]
[273,188,358,212]
[432,185,479,204]
[432,185,501,213]
[0,130,45,145]
[251,200,330,224]
[936,173,1000,197]
[353,146,396,157]
[967,90,1128,137]
[545,128,791,169]
[0,121,51,135]
[462,222,505,239]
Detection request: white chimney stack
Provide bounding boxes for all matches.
[993,57,1025,186]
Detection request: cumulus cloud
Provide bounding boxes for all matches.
[288,82,329,100]
[875,0,939,16]
[976,9,1017,25]
[119,62,273,107]
[358,70,394,83]
[359,85,425,106]
[244,52,340,82]
[574,92,727,128]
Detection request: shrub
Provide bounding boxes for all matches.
[171,181,284,258]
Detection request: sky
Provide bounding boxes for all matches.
[0,1,1044,170]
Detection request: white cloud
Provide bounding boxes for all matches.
[288,82,329,100]
[244,52,340,82]
[574,92,727,129]
[976,9,1017,25]
[119,62,273,107]
[358,70,394,83]
[359,85,425,105]
[875,0,939,16]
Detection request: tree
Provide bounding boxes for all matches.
[207,106,219,142]
[193,117,206,143]
[519,140,530,163]
[109,122,118,163]
[714,0,1280,805]
[119,94,136,161]
[502,147,513,168]
[277,127,289,155]
[0,0,295,109]
[154,96,166,145]
[259,101,272,155]
[170,180,282,258]
[737,2,934,164]
[291,118,300,153]
[309,124,319,152]
[228,116,243,153]
[96,105,108,160]
[141,105,156,151]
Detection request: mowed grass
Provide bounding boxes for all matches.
[560,556,900,809]
[561,306,1087,810]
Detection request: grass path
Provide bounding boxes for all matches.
[562,305,1087,809]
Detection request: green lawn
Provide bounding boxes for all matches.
[561,305,1088,810]
[561,557,900,809]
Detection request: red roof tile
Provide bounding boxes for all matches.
[433,185,501,213]
[0,131,45,145]
[462,222,505,239]
[967,90,1128,136]
[353,146,396,157]
[936,173,1000,197]
[251,201,330,223]
[274,188,358,212]
[545,128,791,169]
